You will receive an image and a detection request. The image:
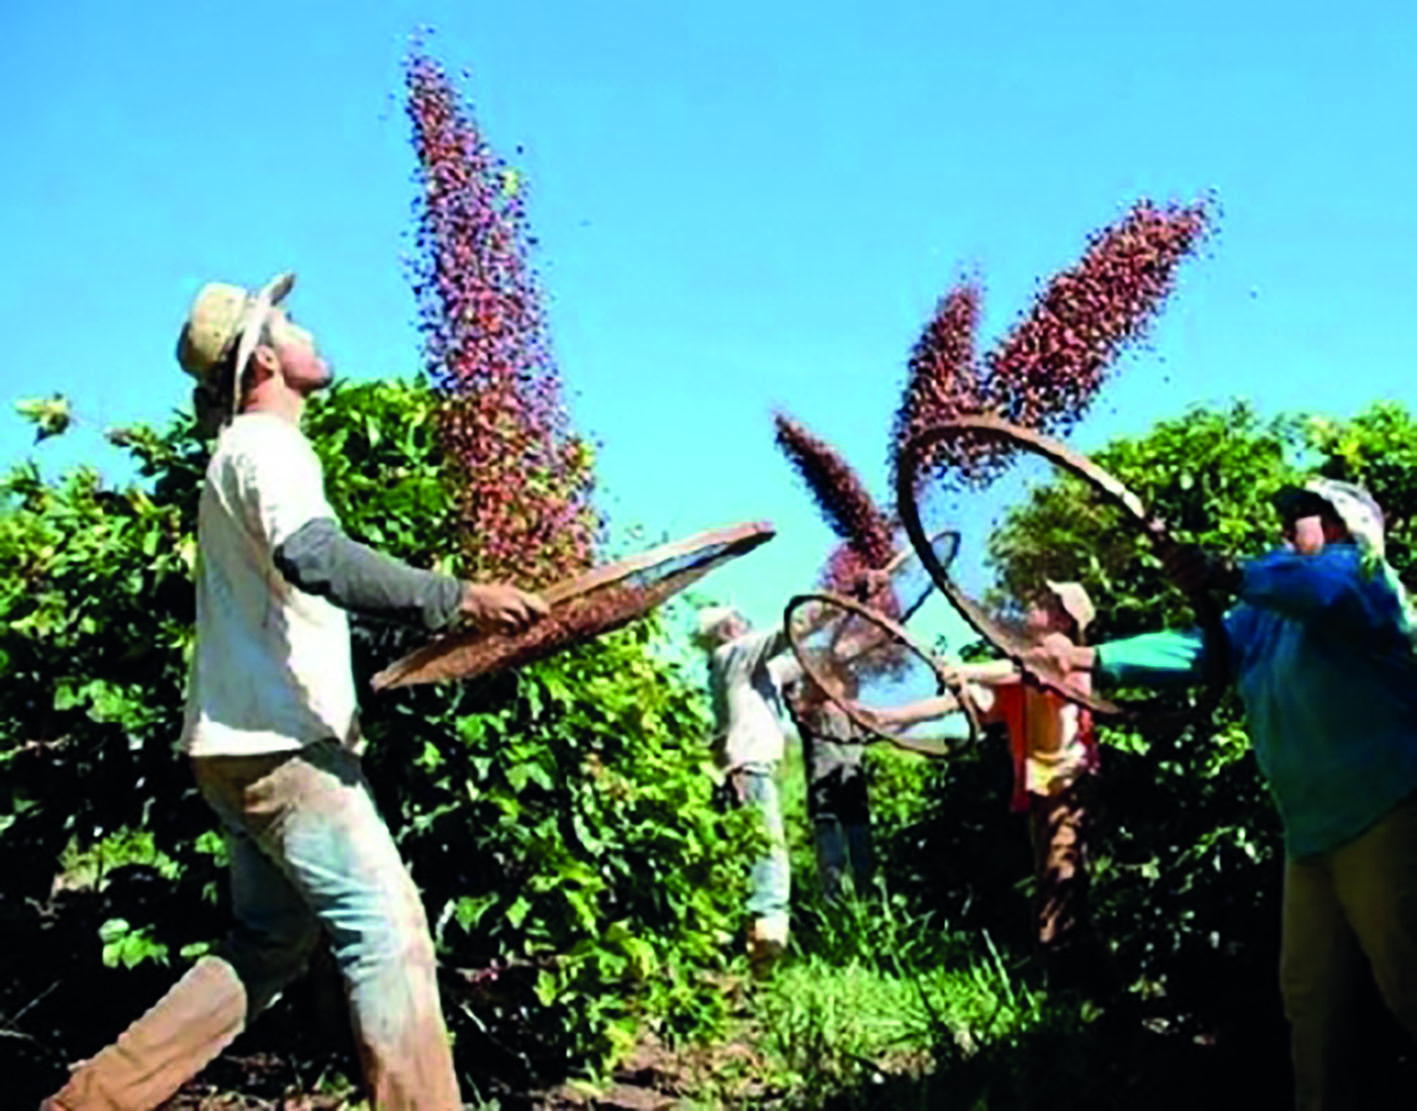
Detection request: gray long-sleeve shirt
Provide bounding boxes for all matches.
[274,517,463,631]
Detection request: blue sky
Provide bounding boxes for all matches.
[3,0,1415,645]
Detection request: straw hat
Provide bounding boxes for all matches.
[176,272,294,424]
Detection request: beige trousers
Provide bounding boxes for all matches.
[1029,786,1089,952]
[1281,793,1417,1111]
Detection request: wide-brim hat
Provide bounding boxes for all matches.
[1273,478,1385,557]
[693,605,740,649]
[1043,580,1095,635]
[176,272,295,420]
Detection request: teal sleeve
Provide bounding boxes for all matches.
[1095,628,1208,687]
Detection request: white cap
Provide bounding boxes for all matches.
[1043,580,1095,634]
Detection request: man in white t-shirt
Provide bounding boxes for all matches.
[43,273,547,1111]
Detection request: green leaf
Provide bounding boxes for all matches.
[505,895,531,928]
[15,394,72,441]
[452,894,497,933]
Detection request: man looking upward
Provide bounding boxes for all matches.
[44,272,547,1111]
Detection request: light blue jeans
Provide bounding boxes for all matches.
[49,740,460,1111]
[737,763,791,923]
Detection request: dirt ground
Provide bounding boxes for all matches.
[161,1034,771,1111]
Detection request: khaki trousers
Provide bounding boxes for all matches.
[1281,794,1417,1111]
[46,741,461,1111]
[1029,786,1089,953]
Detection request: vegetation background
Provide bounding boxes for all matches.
[6,389,1417,1109]
[5,26,1416,1111]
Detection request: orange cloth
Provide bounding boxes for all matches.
[980,684,1098,812]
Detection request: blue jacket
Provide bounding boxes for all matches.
[1095,542,1417,859]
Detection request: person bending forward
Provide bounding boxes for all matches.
[1027,479,1417,1111]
